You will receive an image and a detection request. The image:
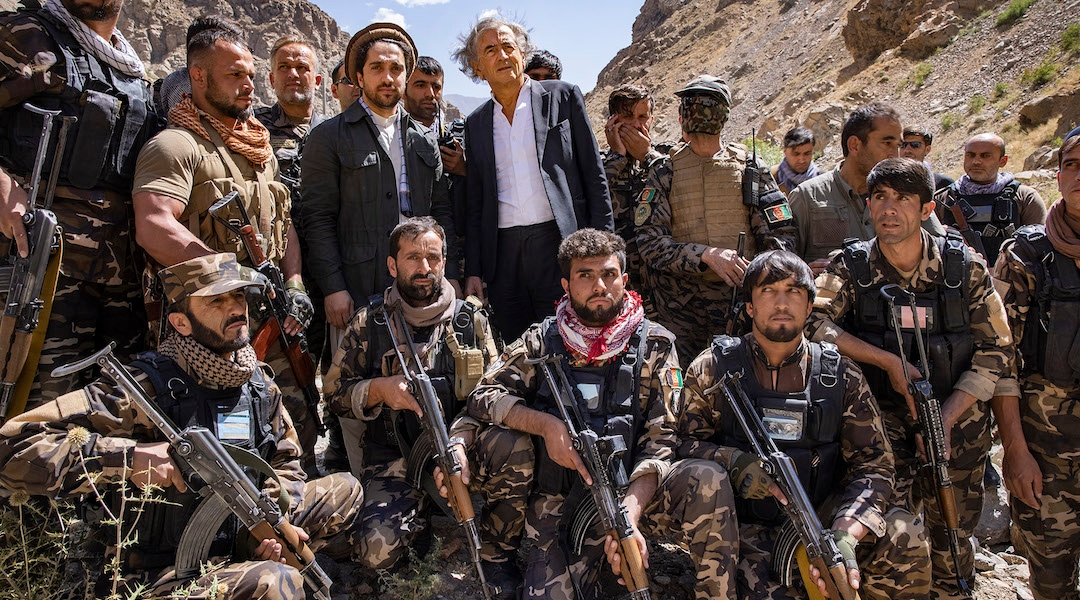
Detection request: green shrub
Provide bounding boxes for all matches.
[912,62,933,87]
[941,112,959,132]
[993,81,1008,100]
[996,0,1038,27]
[968,94,987,115]
[741,136,784,167]
[1021,60,1059,88]
[1062,23,1080,53]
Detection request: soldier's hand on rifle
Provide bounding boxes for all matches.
[604,524,649,584]
[701,247,749,288]
[324,290,355,330]
[440,140,467,177]
[366,374,424,416]
[728,449,784,502]
[130,442,187,492]
[541,414,592,485]
[284,285,314,333]
[253,526,309,564]
[809,528,861,597]
[433,441,471,499]
[884,357,922,421]
[0,169,29,257]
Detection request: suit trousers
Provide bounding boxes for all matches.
[488,221,565,341]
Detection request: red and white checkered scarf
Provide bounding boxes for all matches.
[556,290,644,364]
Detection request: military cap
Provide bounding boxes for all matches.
[675,75,732,107]
[157,253,262,305]
[344,22,417,87]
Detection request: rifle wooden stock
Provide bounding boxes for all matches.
[814,555,859,600]
[938,484,961,531]
[239,223,268,266]
[615,530,650,596]
[249,518,316,570]
[283,332,315,385]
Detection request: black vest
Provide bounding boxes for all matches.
[941,180,1022,267]
[1010,225,1080,387]
[532,317,647,495]
[841,231,974,411]
[709,335,845,524]
[0,9,161,193]
[116,352,275,572]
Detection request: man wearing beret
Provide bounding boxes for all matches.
[301,22,458,350]
[0,254,365,600]
[635,75,796,366]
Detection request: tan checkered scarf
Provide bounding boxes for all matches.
[169,96,272,168]
[158,334,258,389]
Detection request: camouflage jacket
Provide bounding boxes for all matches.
[635,142,796,278]
[603,148,665,246]
[677,335,894,538]
[0,359,306,510]
[468,319,682,484]
[323,293,498,424]
[807,230,1014,402]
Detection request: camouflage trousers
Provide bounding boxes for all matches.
[524,458,738,600]
[649,277,735,368]
[35,274,146,403]
[737,505,930,599]
[143,472,364,599]
[881,398,992,600]
[352,425,533,570]
[1010,381,1080,600]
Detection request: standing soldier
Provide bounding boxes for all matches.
[635,75,795,365]
[468,228,738,599]
[131,21,318,474]
[807,157,1014,599]
[991,134,1080,600]
[679,250,930,599]
[321,217,514,578]
[0,0,161,401]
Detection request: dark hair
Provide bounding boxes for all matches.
[331,58,345,82]
[1061,134,1080,169]
[557,228,626,279]
[742,250,816,303]
[453,15,533,83]
[841,102,900,158]
[902,126,933,146]
[186,16,242,44]
[186,17,247,67]
[867,157,934,206]
[524,49,562,79]
[390,216,446,259]
[608,84,653,117]
[782,126,815,148]
[357,38,412,77]
[415,56,443,78]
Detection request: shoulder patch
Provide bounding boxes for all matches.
[663,366,684,388]
[763,203,793,225]
[635,188,658,226]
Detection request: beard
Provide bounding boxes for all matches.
[398,272,442,305]
[278,87,313,106]
[206,76,253,121]
[758,314,802,344]
[186,311,250,354]
[63,0,122,22]
[571,292,624,327]
[365,85,402,112]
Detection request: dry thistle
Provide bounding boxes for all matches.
[66,426,91,447]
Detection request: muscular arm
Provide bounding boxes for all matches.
[133,190,214,265]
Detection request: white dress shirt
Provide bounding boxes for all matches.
[492,78,555,228]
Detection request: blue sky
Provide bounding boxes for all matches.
[310,1,638,98]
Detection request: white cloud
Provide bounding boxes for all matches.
[372,8,408,28]
[478,8,500,19]
[395,0,450,6]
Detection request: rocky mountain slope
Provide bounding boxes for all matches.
[586,0,1079,203]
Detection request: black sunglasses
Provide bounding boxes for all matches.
[900,141,924,149]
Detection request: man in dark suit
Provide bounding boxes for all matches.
[452,15,613,340]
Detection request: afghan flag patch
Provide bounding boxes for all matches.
[764,203,793,224]
[634,188,658,226]
[663,367,684,388]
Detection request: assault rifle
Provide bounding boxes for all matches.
[374,303,497,600]
[943,191,988,259]
[879,283,972,597]
[524,353,651,600]
[52,343,332,599]
[0,104,73,421]
[725,231,746,336]
[717,370,861,600]
[208,192,323,434]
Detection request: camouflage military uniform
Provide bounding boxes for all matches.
[678,335,930,599]
[992,234,1080,600]
[635,143,796,366]
[0,8,159,402]
[808,230,1014,599]
[322,291,505,570]
[0,361,365,600]
[603,148,665,316]
[469,319,737,599]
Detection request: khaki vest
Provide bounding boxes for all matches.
[178,120,291,265]
[669,143,755,259]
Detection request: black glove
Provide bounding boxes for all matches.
[286,286,314,329]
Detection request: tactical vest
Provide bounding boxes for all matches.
[709,335,845,524]
[176,122,292,265]
[0,9,160,194]
[1010,225,1080,387]
[668,143,754,265]
[111,352,276,572]
[364,297,485,454]
[841,231,973,411]
[532,317,647,495]
[942,180,1022,267]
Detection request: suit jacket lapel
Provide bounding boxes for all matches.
[477,99,496,178]
[531,81,550,168]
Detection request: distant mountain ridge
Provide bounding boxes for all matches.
[445,93,487,117]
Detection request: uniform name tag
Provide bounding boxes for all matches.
[899,305,931,329]
[577,383,602,411]
[218,409,251,444]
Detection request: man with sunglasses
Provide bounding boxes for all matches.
[329,59,361,112]
[635,75,795,365]
[899,126,953,191]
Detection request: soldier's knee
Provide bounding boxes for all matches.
[232,562,305,600]
[477,426,534,473]
[357,527,409,570]
[676,458,736,508]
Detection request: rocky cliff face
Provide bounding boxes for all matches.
[587,0,1078,201]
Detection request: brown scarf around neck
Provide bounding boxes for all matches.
[169,96,273,168]
[1046,199,1080,267]
[386,278,456,329]
[157,334,258,389]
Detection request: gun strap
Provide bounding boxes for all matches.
[8,233,62,418]
[203,121,275,256]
